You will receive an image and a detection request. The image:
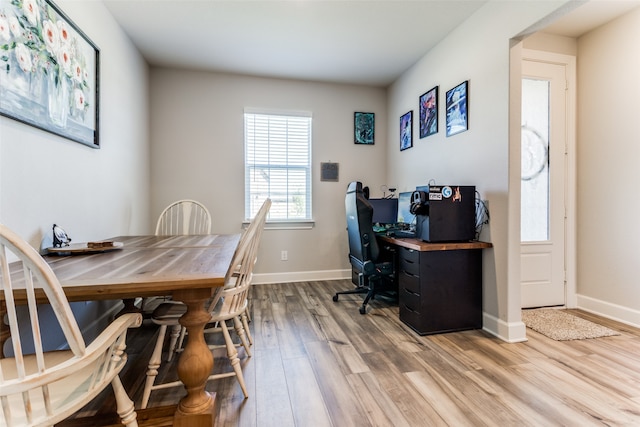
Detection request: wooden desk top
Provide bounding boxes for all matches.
[4,234,241,305]
[378,235,492,252]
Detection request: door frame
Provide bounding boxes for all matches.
[521,48,576,308]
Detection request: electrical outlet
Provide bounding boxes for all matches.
[281,250,288,261]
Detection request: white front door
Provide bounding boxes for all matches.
[520,58,567,308]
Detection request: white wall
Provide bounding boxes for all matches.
[0,0,150,349]
[149,69,387,282]
[575,7,640,325]
[0,0,149,247]
[523,32,577,56]
[386,0,570,341]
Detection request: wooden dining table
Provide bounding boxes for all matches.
[1,234,241,427]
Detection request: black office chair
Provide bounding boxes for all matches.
[333,181,395,314]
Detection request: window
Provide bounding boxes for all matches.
[521,78,550,241]
[244,110,312,222]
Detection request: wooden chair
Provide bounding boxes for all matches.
[154,199,212,236]
[235,198,271,346]
[140,199,270,408]
[145,199,213,358]
[173,198,271,354]
[0,224,142,427]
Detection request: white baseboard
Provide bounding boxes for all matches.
[576,294,640,328]
[482,311,528,343]
[253,269,351,284]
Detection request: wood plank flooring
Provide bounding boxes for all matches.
[58,280,640,426]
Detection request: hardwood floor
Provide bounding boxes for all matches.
[58,280,640,426]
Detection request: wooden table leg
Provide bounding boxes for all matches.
[172,289,216,427]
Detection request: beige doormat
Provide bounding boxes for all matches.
[522,309,620,341]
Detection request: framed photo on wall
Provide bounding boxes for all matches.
[446,80,468,137]
[354,112,375,145]
[419,86,438,138]
[0,0,100,148]
[400,110,413,151]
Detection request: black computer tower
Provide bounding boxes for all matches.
[414,185,475,242]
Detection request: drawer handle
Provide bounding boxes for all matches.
[403,259,415,265]
[403,288,419,297]
[401,271,418,279]
[402,304,417,313]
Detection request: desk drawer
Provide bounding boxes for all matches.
[399,247,420,275]
[399,270,420,295]
[400,284,421,308]
[399,301,422,331]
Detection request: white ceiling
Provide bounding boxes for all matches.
[542,0,640,37]
[102,0,640,87]
[102,0,488,86]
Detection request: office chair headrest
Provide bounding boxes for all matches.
[346,181,363,194]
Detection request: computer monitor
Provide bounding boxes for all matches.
[369,198,398,225]
[397,191,415,226]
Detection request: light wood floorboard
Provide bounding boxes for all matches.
[58,279,640,426]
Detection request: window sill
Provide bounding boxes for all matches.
[242,220,315,230]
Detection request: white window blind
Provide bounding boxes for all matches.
[244,111,312,221]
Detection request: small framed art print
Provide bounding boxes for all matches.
[400,111,413,151]
[419,86,438,138]
[446,81,468,137]
[354,112,374,145]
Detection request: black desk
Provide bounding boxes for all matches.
[378,236,492,335]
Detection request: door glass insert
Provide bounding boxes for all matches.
[521,78,550,241]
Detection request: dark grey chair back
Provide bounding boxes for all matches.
[345,181,379,274]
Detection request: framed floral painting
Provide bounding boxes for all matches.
[0,0,100,148]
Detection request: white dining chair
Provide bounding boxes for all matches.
[142,199,213,357]
[173,198,271,355]
[154,199,212,236]
[140,199,271,408]
[0,224,142,427]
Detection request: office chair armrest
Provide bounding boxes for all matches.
[349,255,376,276]
[362,260,376,275]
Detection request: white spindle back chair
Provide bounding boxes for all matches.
[148,199,213,357]
[0,224,142,427]
[174,197,272,354]
[141,199,270,408]
[155,199,212,236]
